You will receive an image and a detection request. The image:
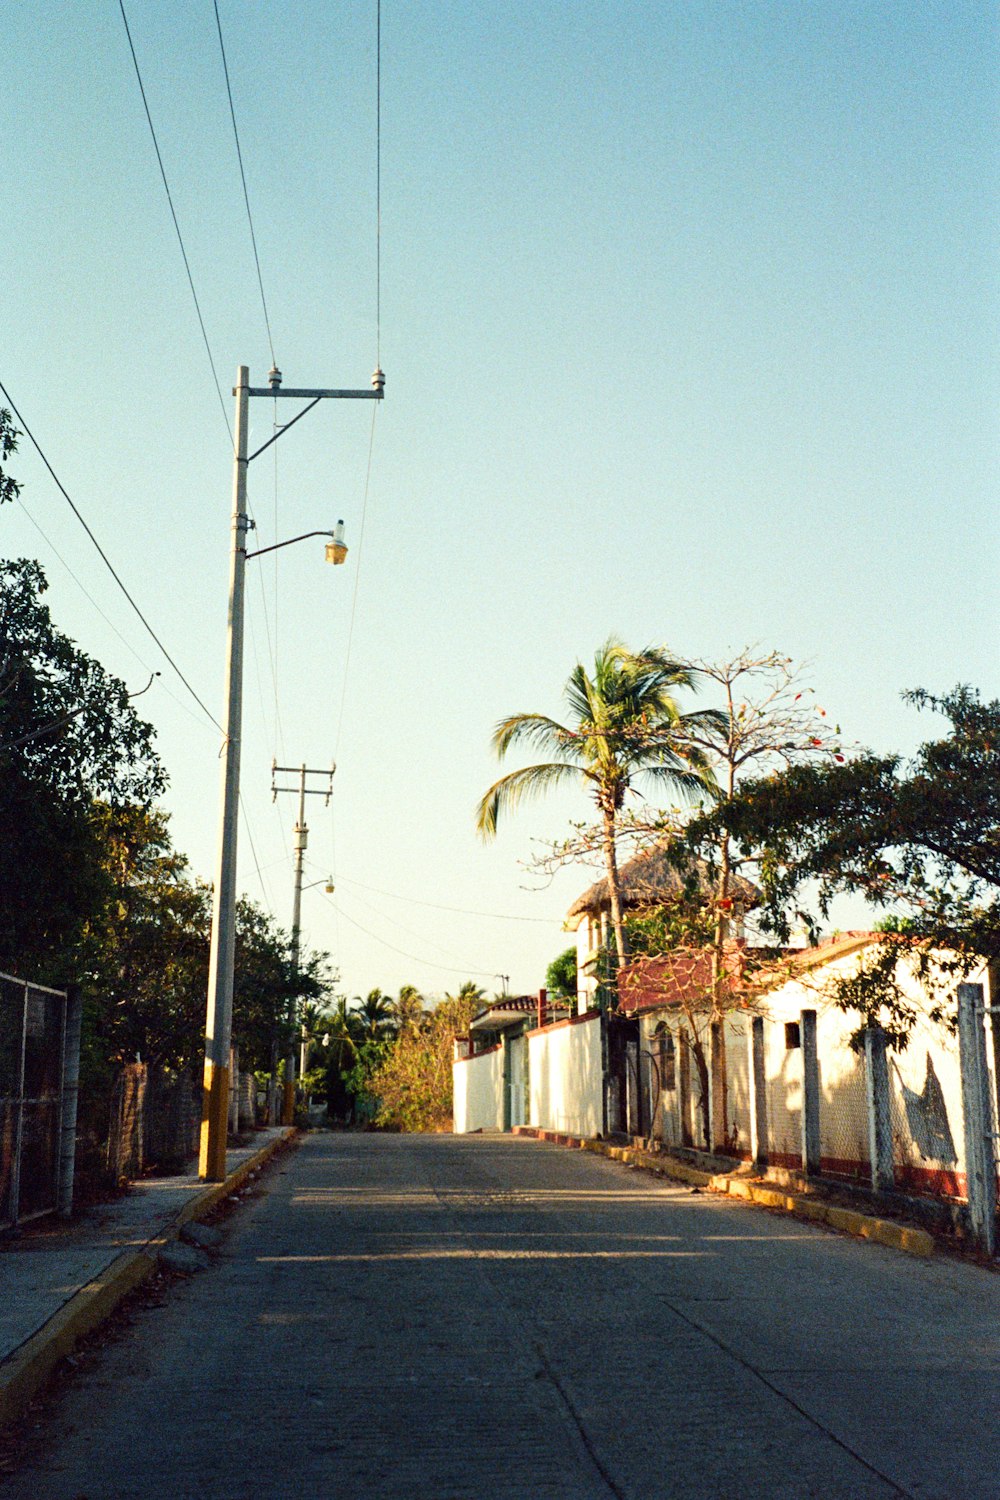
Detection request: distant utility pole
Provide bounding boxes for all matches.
[272,761,335,1124]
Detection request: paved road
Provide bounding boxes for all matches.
[5,1133,998,1499]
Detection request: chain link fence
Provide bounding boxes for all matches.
[104,1052,262,1184]
[0,972,68,1229]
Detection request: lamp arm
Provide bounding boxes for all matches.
[246,530,332,561]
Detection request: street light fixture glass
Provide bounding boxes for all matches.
[325,519,347,565]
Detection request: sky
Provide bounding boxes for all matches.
[3,1,997,1004]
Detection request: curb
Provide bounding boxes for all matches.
[0,1127,297,1430]
[512,1126,935,1259]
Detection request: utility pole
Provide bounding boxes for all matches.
[272,761,335,1123]
[198,362,383,1182]
[199,367,250,1183]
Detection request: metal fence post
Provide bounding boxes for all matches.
[863,1024,894,1194]
[229,1046,240,1137]
[58,985,82,1217]
[800,1009,821,1176]
[748,1015,768,1169]
[9,982,29,1230]
[957,983,996,1257]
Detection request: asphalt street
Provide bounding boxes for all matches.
[4,1132,997,1499]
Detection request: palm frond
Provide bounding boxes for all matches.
[492,712,576,760]
[564,661,598,728]
[476,761,581,839]
[638,760,719,803]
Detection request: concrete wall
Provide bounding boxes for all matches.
[758,950,994,1196]
[634,948,996,1205]
[452,1045,505,1134]
[529,1012,603,1137]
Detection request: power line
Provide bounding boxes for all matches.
[330,870,555,923]
[376,0,381,363]
[333,404,378,758]
[14,496,216,736]
[0,380,222,732]
[213,0,276,366]
[239,793,274,908]
[320,890,496,979]
[335,883,495,968]
[118,0,232,443]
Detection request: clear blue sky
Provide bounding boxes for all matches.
[3,2,997,1000]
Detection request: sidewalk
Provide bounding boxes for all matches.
[0,1126,296,1428]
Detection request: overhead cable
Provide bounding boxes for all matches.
[0,380,222,733]
[329,870,555,923]
[118,0,232,443]
[333,404,378,757]
[213,0,276,365]
[320,891,496,979]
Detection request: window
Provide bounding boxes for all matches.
[784,1021,801,1050]
[655,1023,676,1091]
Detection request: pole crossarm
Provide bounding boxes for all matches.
[245,379,383,463]
[246,387,383,399]
[271,761,336,805]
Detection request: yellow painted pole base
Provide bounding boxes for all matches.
[199,1060,230,1181]
[281,1080,295,1126]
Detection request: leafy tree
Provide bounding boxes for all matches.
[0,558,165,980]
[233,899,329,1074]
[342,1038,393,1123]
[545,947,578,1004]
[369,988,484,1132]
[476,639,720,968]
[687,685,1000,1037]
[80,803,210,1069]
[694,686,999,951]
[0,408,20,507]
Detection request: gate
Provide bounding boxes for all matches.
[0,972,68,1229]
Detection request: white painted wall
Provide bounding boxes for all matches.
[529,1012,603,1137]
[759,948,994,1194]
[452,1045,505,1134]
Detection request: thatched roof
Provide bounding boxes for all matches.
[564,842,760,926]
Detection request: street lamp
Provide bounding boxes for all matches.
[198,363,383,1182]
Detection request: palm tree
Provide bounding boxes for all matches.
[476,639,721,968]
[352,987,395,1042]
[325,997,361,1071]
[390,984,425,1034]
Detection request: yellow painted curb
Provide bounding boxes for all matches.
[519,1129,935,1260]
[0,1128,297,1430]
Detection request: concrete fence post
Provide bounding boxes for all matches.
[957,983,996,1258]
[58,984,82,1217]
[677,1029,692,1148]
[748,1015,768,1169]
[800,1009,821,1176]
[863,1025,894,1194]
[709,1019,727,1152]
